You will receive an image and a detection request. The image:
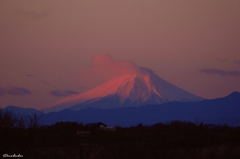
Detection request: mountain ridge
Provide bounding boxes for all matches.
[1,91,240,127]
[42,91,240,126]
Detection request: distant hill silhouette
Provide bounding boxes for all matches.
[2,92,240,127]
[1,106,42,116]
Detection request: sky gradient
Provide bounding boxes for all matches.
[1,0,240,110]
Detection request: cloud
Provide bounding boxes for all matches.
[15,10,51,20]
[0,87,31,96]
[78,86,86,90]
[25,74,34,77]
[0,88,5,96]
[77,53,143,88]
[216,58,226,62]
[200,69,240,76]
[50,90,79,97]
[234,60,240,65]
[90,53,140,74]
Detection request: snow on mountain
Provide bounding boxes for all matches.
[45,67,204,113]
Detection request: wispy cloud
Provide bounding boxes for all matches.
[25,74,34,77]
[15,10,51,20]
[78,53,142,88]
[50,90,79,97]
[200,69,240,76]
[0,87,31,96]
[78,86,86,90]
[216,58,226,62]
[0,88,5,96]
[234,60,240,65]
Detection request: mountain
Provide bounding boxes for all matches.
[45,68,203,112]
[40,92,240,127]
[1,106,42,116]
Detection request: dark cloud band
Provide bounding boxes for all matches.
[0,87,31,96]
[50,90,79,97]
[234,60,240,65]
[200,69,240,76]
[25,74,34,77]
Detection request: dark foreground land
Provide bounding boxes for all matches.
[1,110,240,159]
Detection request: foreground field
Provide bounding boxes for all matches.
[1,110,240,158]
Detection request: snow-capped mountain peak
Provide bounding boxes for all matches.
[45,68,203,112]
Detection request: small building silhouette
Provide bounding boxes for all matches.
[100,125,116,131]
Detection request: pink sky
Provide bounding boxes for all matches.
[0,0,240,110]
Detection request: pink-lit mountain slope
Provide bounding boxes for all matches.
[45,68,204,113]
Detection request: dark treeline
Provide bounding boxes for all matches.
[1,109,240,159]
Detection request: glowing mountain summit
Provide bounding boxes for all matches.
[45,67,203,112]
